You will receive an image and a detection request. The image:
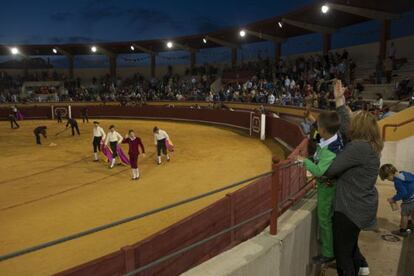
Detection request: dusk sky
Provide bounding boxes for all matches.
[0,0,312,44]
[1,0,414,66]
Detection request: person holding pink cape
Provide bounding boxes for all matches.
[105,125,123,168]
[122,130,145,180]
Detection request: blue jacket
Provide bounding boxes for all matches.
[392,171,414,203]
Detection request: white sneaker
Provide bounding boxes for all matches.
[359,267,370,275]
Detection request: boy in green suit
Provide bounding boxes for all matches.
[297,111,344,265]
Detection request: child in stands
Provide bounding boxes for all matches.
[297,111,344,265]
[380,164,414,237]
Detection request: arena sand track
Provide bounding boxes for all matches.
[0,119,284,275]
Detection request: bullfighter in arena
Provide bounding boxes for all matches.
[153,126,172,165]
[66,117,80,136]
[34,126,47,145]
[8,111,20,129]
[105,125,123,168]
[122,130,145,180]
[92,121,106,161]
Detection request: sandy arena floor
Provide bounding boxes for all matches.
[0,119,283,275]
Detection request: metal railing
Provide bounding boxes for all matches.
[382,118,414,139]
[0,171,272,262]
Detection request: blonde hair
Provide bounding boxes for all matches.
[349,111,383,155]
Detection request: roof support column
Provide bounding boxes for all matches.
[379,19,390,60]
[231,48,237,67]
[190,51,196,71]
[322,33,331,55]
[68,56,74,79]
[150,53,156,78]
[274,42,282,63]
[109,55,117,81]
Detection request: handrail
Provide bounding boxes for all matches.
[0,171,272,262]
[382,118,414,140]
[124,209,273,276]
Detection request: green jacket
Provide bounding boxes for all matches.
[303,134,344,179]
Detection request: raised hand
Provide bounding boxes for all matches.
[334,79,345,99]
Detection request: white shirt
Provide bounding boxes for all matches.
[268,94,275,104]
[154,129,169,145]
[93,126,106,139]
[105,130,123,145]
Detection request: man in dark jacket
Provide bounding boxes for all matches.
[34,126,47,145]
[66,118,80,136]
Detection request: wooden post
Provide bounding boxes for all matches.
[270,159,280,235]
[109,55,117,80]
[274,42,282,63]
[67,56,74,79]
[226,193,235,244]
[322,33,331,55]
[231,48,237,67]
[150,54,156,78]
[122,246,135,273]
[379,19,390,60]
[190,51,196,71]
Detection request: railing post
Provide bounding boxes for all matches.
[270,158,280,235]
[122,246,136,273]
[226,193,235,244]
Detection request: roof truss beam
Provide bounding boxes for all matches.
[205,35,238,49]
[173,42,197,53]
[281,18,336,34]
[329,3,400,20]
[132,44,156,55]
[55,47,72,57]
[245,30,286,43]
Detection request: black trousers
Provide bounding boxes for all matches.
[57,116,62,123]
[35,133,41,144]
[110,141,118,158]
[82,114,89,123]
[333,212,368,276]
[92,136,102,152]
[71,125,80,136]
[156,138,167,156]
[10,118,19,129]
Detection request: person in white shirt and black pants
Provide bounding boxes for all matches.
[92,121,106,161]
[105,125,123,168]
[153,126,170,165]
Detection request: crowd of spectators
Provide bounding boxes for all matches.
[1,49,411,111]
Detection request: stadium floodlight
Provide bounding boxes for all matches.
[10,47,19,55]
[166,41,173,48]
[239,30,246,37]
[91,46,97,53]
[278,21,283,28]
[52,48,58,54]
[321,4,329,14]
[130,45,135,51]
[202,38,207,44]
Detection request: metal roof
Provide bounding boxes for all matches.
[1,0,413,56]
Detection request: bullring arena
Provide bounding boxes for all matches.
[1,1,414,275]
[0,105,285,275]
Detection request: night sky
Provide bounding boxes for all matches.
[0,0,312,44]
[1,0,414,67]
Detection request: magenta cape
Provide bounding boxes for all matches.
[166,139,174,152]
[16,111,24,120]
[100,142,130,166]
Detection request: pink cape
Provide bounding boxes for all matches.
[16,111,24,120]
[166,139,174,152]
[101,142,130,166]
